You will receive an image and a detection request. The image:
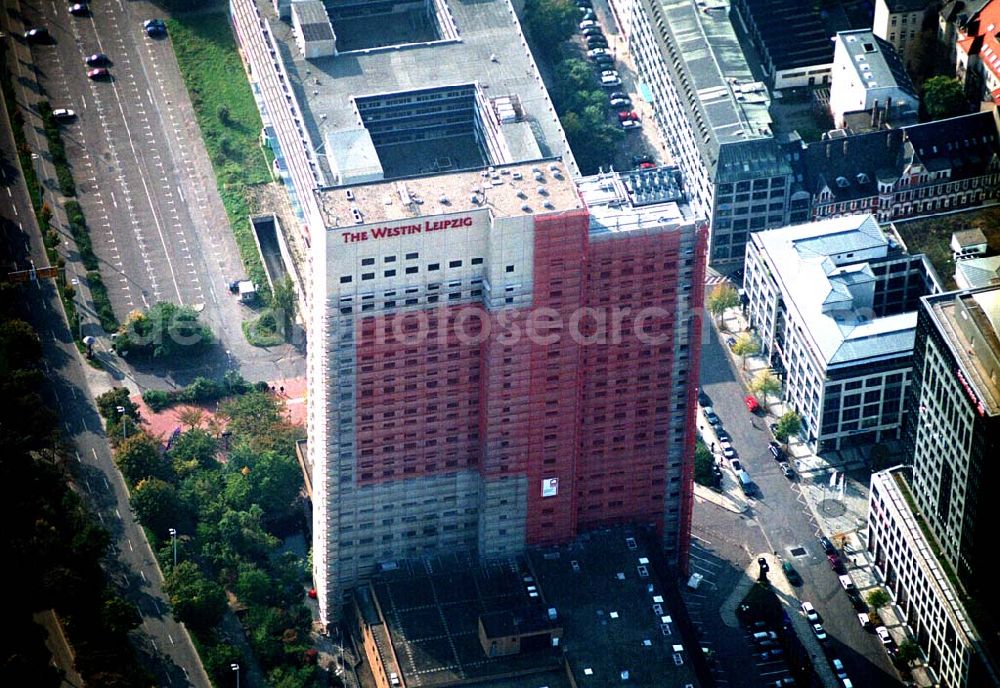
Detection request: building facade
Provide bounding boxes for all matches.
[868,468,1000,688]
[609,0,793,266]
[797,110,1000,223]
[873,0,934,54]
[830,30,919,128]
[954,0,1000,105]
[308,162,706,622]
[743,215,938,451]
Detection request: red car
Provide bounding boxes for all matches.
[617,110,639,122]
[639,161,656,169]
[744,395,761,413]
[87,67,110,79]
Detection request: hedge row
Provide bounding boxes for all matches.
[38,101,76,197]
[141,372,260,412]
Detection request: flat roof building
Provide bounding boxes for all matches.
[308,160,706,623]
[743,215,939,451]
[608,0,794,265]
[830,30,919,129]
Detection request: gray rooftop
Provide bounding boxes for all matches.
[650,0,774,158]
[836,30,917,99]
[752,215,918,366]
[262,0,576,183]
[577,166,698,236]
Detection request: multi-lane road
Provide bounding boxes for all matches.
[7,0,303,388]
[686,314,900,687]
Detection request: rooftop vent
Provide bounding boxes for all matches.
[534,172,545,182]
[863,42,876,53]
[543,201,554,209]
[512,171,523,180]
[351,207,364,224]
[549,163,560,171]
[517,190,527,199]
[521,204,532,213]
[346,189,355,200]
[537,186,547,196]
[439,195,450,205]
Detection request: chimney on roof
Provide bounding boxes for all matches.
[871,99,879,128]
[826,143,831,159]
[843,138,849,156]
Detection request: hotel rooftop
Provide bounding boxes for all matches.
[258,0,577,185]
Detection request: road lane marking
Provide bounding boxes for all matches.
[76,451,82,463]
[128,538,134,551]
[115,508,121,519]
[92,448,98,460]
[168,633,174,644]
[140,570,147,582]
[103,476,110,489]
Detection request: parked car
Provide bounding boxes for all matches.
[575,0,593,7]
[69,3,89,16]
[781,561,802,586]
[579,7,595,18]
[730,459,742,472]
[587,47,609,58]
[800,602,819,622]
[621,120,641,130]
[848,590,868,612]
[831,658,848,680]
[579,19,599,30]
[744,395,761,413]
[592,54,614,67]
[85,52,110,66]
[610,91,629,101]
[617,110,639,122]
[87,67,110,79]
[839,574,856,591]
[638,161,656,169]
[23,27,51,43]
[632,153,654,165]
[144,18,167,37]
[581,26,604,37]
[752,630,777,642]
[600,74,622,87]
[52,108,76,121]
[857,612,873,629]
[768,441,784,460]
[828,553,845,573]
[703,406,721,427]
[715,428,730,443]
[609,97,632,109]
[812,623,828,641]
[820,536,836,555]
[697,388,711,407]
[586,36,608,48]
[720,442,737,459]
[780,462,794,478]
[759,648,784,660]
[876,625,895,650]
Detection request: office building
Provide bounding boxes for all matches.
[308,161,706,622]
[607,0,794,265]
[953,0,1000,105]
[864,282,1000,687]
[829,30,919,129]
[873,0,935,54]
[743,215,938,451]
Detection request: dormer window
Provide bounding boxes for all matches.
[836,176,850,188]
[856,173,870,184]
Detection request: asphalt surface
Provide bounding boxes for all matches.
[0,35,209,687]
[7,0,304,390]
[688,310,901,687]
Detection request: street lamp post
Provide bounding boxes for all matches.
[116,406,128,440]
[70,277,83,339]
[168,528,177,568]
[230,663,240,688]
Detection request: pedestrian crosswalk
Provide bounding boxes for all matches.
[705,273,730,286]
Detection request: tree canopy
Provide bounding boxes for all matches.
[522,0,578,61]
[732,333,760,370]
[922,76,967,121]
[774,410,802,443]
[750,369,781,401]
[707,285,739,325]
[112,302,214,360]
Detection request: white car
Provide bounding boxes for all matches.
[839,574,856,591]
[720,441,736,459]
[580,19,599,30]
[831,658,848,679]
[587,47,609,58]
[812,623,827,641]
[875,625,894,647]
[800,601,819,622]
[857,612,872,629]
[600,74,621,87]
[52,108,76,121]
[621,119,641,130]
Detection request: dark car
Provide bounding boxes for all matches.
[768,441,784,460]
[144,18,167,37]
[591,53,614,66]
[703,407,721,427]
[85,52,110,66]
[820,536,836,555]
[715,428,730,443]
[581,26,604,37]
[632,154,655,166]
[586,36,609,48]
[69,3,89,16]
[698,388,712,407]
[782,561,802,586]
[87,67,110,80]
[24,27,51,43]
[609,97,632,109]
[828,553,845,574]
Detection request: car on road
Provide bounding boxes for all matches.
[24,27,51,43]
[744,395,761,413]
[779,461,794,478]
[820,536,836,555]
[579,19,599,30]
[768,441,784,460]
[857,612,873,629]
[52,108,76,121]
[69,3,89,16]
[875,625,895,651]
[720,441,737,459]
[144,18,167,37]
[87,67,111,80]
[703,406,721,427]
[812,623,828,641]
[800,601,819,622]
[85,53,110,66]
[781,561,802,585]
[831,657,848,680]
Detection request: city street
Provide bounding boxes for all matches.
[5,0,304,390]
[689,303,901,687]
[0,48,209,685]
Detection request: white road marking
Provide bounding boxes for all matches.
[128,538,134,551]
[140,570,147,582]
[75,451,82,463]
[115,508,121,519]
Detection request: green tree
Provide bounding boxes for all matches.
[100,594,142,635]
[707,284,740,327]
[115,433,171,487]
[750,369,781,402]
[164,561,227,632]
[896,639,922,665]
[270,276,296,339]
[235,563,274,607]
[113,302,214,360]
[130,478,186,538]
[523,0,578,61]
[693,440,717,488]
[922,76,967,121]
[169,429,218,476]
[866,588,891,610]
[732,333,760,370]
[774,410,802,443]
[0,318,42,376]
[97,387,140,423]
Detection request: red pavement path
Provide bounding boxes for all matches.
[131,377,307,444]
